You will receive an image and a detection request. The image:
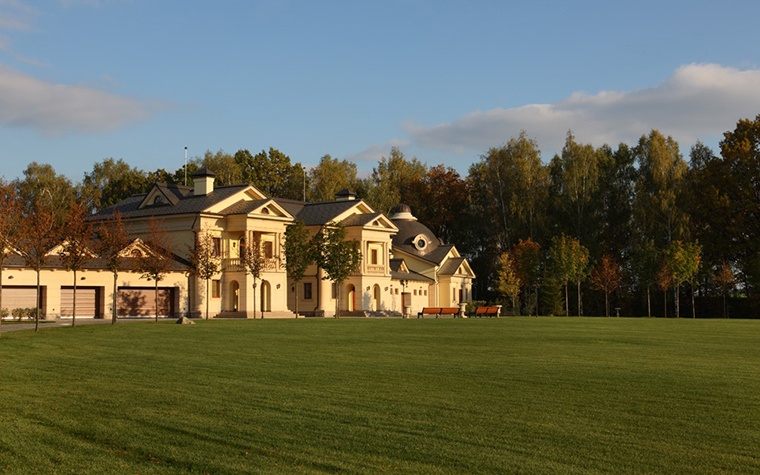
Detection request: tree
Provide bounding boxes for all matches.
[655,262,673,318]
[495,251,521,312]
[512,238,542,316]
[17,197,61,331]
[15,162,77,221]
[713,261,735,319]
[82,158,148,211]
[308,155,359,202]
[196,149,241,186]
[470,132,548,249]
[666,240,702,318]
[58,202,94,327]
[187,229,220,320]
[94,211,132,324]
[137,217,176,322]
[590,255,623,317]
[632,130,689,247]
[362,147,426,216]
[631,242,661,317]
[548,235,576,317]
[315,223,361,319]
[284,221,314,318]
[240,234,265,319]
[235,148,306,199]
[549,131,601,247]
[406,165,470,246]
[0,181,21,337]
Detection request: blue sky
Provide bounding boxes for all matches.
[2,0,760,182]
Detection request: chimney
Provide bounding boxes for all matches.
[335,189,356,201]
[191,168,216,196]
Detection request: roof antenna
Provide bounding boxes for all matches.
[184,146,188,186]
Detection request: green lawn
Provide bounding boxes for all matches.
[1,318,759,474]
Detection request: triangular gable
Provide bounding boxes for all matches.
[138,184,176,209]
[204,185,268,214]
[120,238,156,258]
[251,199,293,219]
[454,259,476,278]
[48,240,98,258]
[367,214,397,230]
[332,202,398,232]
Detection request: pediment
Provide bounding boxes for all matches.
[204,186,268,214]
[138,185,176,209]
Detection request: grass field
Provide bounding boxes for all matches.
[1,317,759,474]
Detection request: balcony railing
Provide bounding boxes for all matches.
[222,258,279,272]
[366,264,385,274]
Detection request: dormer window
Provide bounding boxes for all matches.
[153,195,164,205]
[413,234,428,251]
[131,249,143,257]
[261,207,270,215]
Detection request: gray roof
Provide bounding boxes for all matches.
[91,183,251,220]
[274,198,366,226]
[219,199,271,216]
[340,212,382,227]
[389,258,434,283]
[438,256,466,275]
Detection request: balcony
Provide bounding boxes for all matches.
[222,258,279,272]
[366,264,385,274]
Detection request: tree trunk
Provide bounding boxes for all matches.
[663,290,667,318]
[565,283,569,317]
[154,280,159,322]
[647,286,651,317]
[0,266,3,338]
[605,289,609,317]
[72,269,77,327]
[35,265,40,332]
[723,291,727,319]
[335,283,341,319]
[577,279,581,317]
[535,286,538,317]
[253,279,257,320]
[112,272,118,324]
[294,283,299,318]
[691,285,696,319]
[675,285,680,318]
[205,278,210,320]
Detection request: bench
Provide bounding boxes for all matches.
[417,307,461,318]
[473,306,500,318]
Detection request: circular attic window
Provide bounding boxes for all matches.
[413,234,428,251]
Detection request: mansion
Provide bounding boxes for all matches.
[1,169,474,319]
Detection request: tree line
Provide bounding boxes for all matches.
[5,115,760,317]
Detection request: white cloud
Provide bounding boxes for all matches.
[0,65,162,135]
[0,0,37,31]
[405,64,760,156]
[346,139,411,163]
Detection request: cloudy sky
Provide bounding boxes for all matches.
[1,0,760,181]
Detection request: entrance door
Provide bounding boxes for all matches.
[229,281,240,311]
[372,284,380,311]
[261,281,271,312]
[347,284,355,311]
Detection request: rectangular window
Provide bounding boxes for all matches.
[263,241,274,259]
[371,249,378,265]
[331,283,337,299]
[212,237,221,257]
[459,289,463,302]
[212,280,220,298]
[304,282,313,300]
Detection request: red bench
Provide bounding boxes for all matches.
[417,307,461,318]
[473,306,500,318]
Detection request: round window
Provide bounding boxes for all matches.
[414,234,428,250]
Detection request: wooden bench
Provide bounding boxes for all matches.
[417,307,461,318]
[473,306,500,318]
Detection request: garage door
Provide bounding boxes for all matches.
[61,287,100,317]
[1,286,41,312]
[117,287,174,317]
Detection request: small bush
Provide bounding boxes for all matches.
[0,308,8,320]
[11,307,38,321]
